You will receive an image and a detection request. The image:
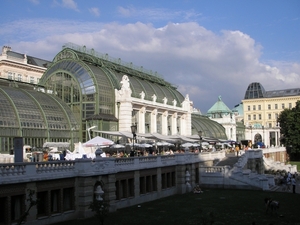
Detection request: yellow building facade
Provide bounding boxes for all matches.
[242,82,300,147]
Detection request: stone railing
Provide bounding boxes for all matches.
[199,150,278,191]
[233,149,263,169]
[263,157,297,173]
[36,161,76,174]
[262,146,286,154]
[0,151,225,185]
[0,161,77,184]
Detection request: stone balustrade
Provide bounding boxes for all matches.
[0,151,225,185]
[0,147,290,190]
[262,146,286,154]
[199,149,284,191]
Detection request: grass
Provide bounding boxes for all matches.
[288,161,300,172]
[53,188,300,225]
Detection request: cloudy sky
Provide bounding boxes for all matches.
[1,0,299,113]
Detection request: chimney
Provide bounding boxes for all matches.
[2,46,11,56]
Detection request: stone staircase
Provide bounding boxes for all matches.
[215,152,283,192]
[215,153,240,167]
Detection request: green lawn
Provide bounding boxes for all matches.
[53,188,300,225]
[288,161,300,172]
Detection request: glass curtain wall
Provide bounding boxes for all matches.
[42,58,116,142]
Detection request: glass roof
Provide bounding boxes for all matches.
[0,88,19,127]
[41,60,96,95]
[191,114,227,139]
[53,44,185,106]
[1,86,46,129]
[27,90,78,129]
[244,82,265,99]
[244,82,300,99]
[0,86,78,130]
[264,88,300,98]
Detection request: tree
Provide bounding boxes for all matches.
[17,189,39,225]
[278,100,300,155]
[89,199,109,225]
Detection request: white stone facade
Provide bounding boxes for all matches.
[209,114,236,141]
[115,75,193,136]
[0,46,48,84]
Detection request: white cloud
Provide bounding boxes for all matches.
[89,7,100,17]
[117,6,133,17]
[62,0,79,11]
[2,19,299,112]
[29,0,39,4]
[117,6,200,22]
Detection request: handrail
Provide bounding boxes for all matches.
[0,151,225,185]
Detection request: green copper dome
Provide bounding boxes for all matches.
[207,96,232,115]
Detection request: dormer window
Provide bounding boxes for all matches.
[17,74,22,81]
[7,72,13,80]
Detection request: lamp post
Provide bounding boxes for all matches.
[87,125,97,140]
[117,102,120,130]
[262,125,264,144]
[198,130,202,151]
[249,125,252,142]
[89,184,107,225]
[130,125,137,157]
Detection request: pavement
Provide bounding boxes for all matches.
[274,180,300,194]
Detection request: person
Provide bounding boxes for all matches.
[291,174,296,194]
[235,145,240,157]
[193,184,203,194]
[286,174,291,192]
[43,151,49,161]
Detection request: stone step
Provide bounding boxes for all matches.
[268,185,281,192]
[215,154,240,167]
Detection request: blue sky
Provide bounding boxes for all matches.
[1,0,299,113]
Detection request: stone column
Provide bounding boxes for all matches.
[181,94,193,136]
[134,170,140,199]
[171,113,178,135]
[157,167,162,191]
[151,109,157,133]
[176,164,188,194]
[179,114,186,135]
[105,174,117,212]
[115,75,133,132]
[117,101,133,132]
[25,182,38,222]
[76,177,95,218]
[161,110,168,135]
[138,107,146,133]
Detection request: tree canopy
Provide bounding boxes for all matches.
[278,100,300,153]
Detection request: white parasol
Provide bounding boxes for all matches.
[82,136,114,147]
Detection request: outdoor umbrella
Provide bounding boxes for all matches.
[139,143,152,148]
[82,136,114,147]
[181,143,193,148]
[156,141,173,146]
[110,144,125,149]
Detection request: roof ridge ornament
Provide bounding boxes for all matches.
[120,75,130,90]
[152,94,157,102]
[140,91,145,100]
[116,75,132,99]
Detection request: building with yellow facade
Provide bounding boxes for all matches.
[242,82,300,147]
